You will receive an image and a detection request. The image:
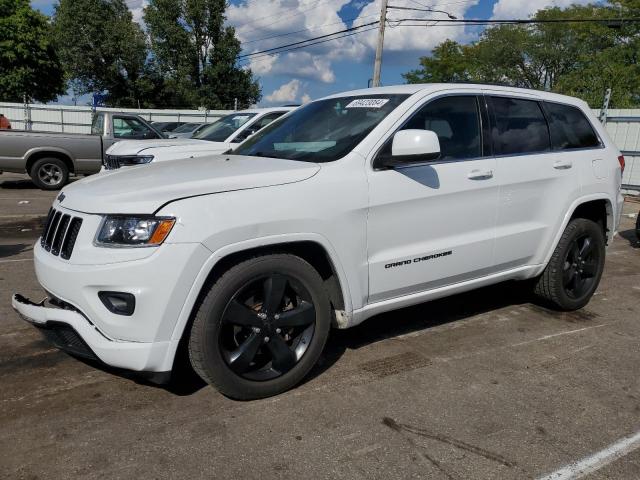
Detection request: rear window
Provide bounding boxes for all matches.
[91,113,104,135]
[489,97,550,155]
[543,102,600,150]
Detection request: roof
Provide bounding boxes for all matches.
[321,83,588,106]
[239,106,297,115]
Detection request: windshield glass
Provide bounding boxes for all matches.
[193,113,256,142]
[173,123,201,133]
[231,95,409,162]
[232,94,409,162]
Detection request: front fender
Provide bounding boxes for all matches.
[161,233,354,371]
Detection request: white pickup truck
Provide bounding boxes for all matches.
[102,107,294,170]
[13,84,624,399]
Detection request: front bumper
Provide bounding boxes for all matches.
[12,294,172,373]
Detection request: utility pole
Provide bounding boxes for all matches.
[372,0,389,87]
[599,88,612,125]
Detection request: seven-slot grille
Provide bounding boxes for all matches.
[103,155,121,170]
[41,208,83,260]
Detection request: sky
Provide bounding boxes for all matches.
[31,0,596,107]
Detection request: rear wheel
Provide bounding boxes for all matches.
[534,218,606,310]
[30,157,68,190]
[188,254,331,400]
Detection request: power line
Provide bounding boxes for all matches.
[237,15,640,66]
[239,26,379,64]
[391,16,640,24]
[232,0,333,34]
[239,21,379,59]
[242,13,380,45]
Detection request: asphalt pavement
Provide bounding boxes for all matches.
[1,172,640,480]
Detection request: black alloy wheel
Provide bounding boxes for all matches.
[188,254,331,400]
[562,233,600,300]
[219,274,316,381]
[534,218,606,310]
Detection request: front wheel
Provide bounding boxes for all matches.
[188,254,331,400]
[534,218,606,310]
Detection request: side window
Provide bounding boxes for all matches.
[234,112,285,143]
[113,116,155,139]
[402,96,482,160]
[377,95,482,162]
[489,97,550,155]
[543,102,600,150]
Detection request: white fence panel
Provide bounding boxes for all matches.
[0,102,231,134]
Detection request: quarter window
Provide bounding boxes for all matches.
[489,97,550,155]
[401,95,482,160]
[543,102,600,150]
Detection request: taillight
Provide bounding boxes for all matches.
[618,155,625,173]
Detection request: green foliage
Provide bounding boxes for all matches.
[144,0,261,109]
[52,0,156,107]
[0,0,65,102]
[403,2,640,107]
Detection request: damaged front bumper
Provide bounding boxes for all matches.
[12,293,172,381]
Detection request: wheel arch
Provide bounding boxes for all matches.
[26,149,75,175]
[164,235,353,373]
[539,194,614,274]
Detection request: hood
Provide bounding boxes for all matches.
[107,138,205,155]
[60,154,320,214]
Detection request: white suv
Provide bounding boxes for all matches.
[102,107,294,170]
[13,84,624,399]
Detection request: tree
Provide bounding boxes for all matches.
[0,0,65,102]
[144,0,261,109]
[52,0,156,107]
[403,1,640,107]
[403,40,472,83]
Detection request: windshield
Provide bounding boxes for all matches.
[193,113,256,142]
[231,95,409,162]
[173,123,202,133]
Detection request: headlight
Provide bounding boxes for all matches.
[112,155,154,166]
[95,216,175,247]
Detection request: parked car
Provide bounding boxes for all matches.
[13,84,624,400]
[168,122,211,138]
[0,112,164,189]
[102,107,294,170]
[151,121,187,133]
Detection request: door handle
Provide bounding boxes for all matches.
[468,169,493,180]
[553,160,573,170]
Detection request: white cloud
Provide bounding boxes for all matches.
[249,51,335,83]
[301,93,312,103]
[266,79,302,103]
[491,0,593,19]
[230,0,367,81]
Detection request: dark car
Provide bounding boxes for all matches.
[151,121,186,133]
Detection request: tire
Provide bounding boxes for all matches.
[30,157,69,190]
[635,211,640,240]
[534,218,606,311]
[188,254,331,400]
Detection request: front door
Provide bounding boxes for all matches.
[366,94,499,303]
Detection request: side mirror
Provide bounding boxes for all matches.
[378,129,441,169]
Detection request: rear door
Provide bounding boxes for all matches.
[366,93,499,303]
[487,94,582,268]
